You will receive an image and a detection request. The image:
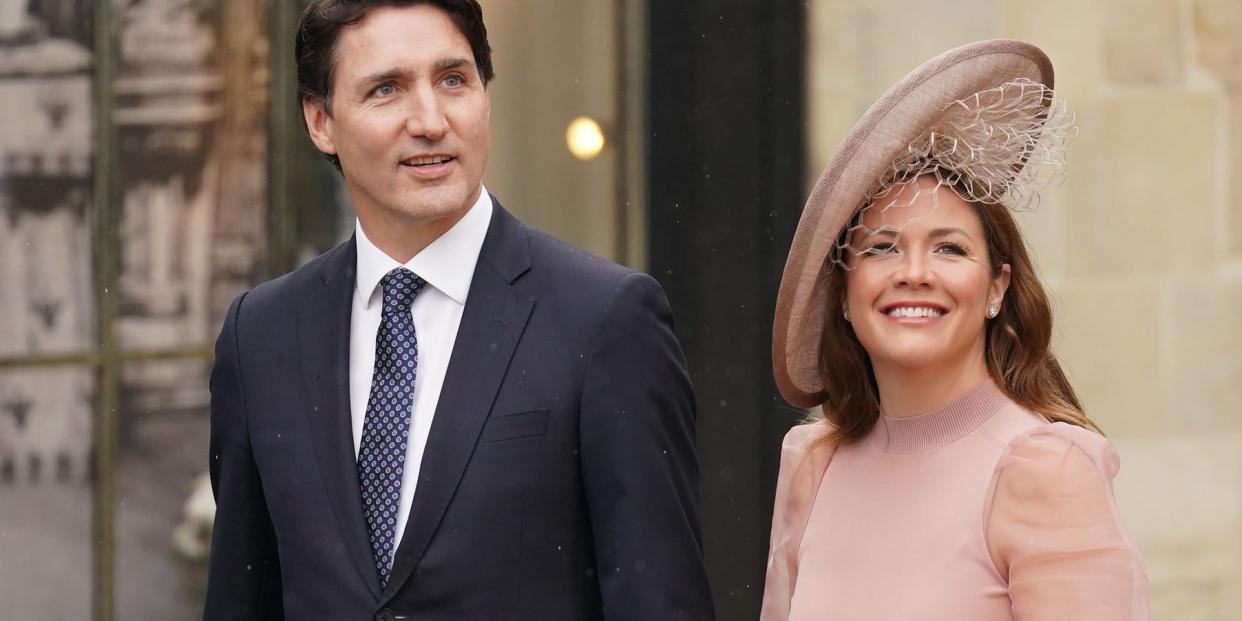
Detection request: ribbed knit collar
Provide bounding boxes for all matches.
[879,379,1008,455]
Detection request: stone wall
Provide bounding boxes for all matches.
[479,0,621,261]
[808,1,1242,616]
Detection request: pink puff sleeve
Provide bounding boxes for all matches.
[760,423,836,621]
[985,423,1150,620]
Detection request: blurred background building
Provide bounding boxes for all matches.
[0,0,1236,619]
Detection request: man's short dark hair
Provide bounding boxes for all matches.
[296,0,494,113]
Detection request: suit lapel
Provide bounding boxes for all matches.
[296,238,384,600]
[383,203,534,600]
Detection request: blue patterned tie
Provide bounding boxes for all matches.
[358,267,425,587]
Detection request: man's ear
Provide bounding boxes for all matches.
[302,98,338,156]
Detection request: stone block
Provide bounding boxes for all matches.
[806,91,858,190]
[1222,573,1242,620]
[1228,95,1242,261]
[1049,277,1163,435]
[853,0,998,102]
[805,0,998,186]
[806,0,864,184]
[807,0,855,79]
[1013,183,1069,280]
[0,487,92,619]
[1150,577,1229,620]
[1103,0,1185,85]
[1160,277,1242,432]
[0,208,27,357]
[1112,433,1242,619]
[1066,87,1222,277]
[1194,0,1242,89]
[998,0,1106,101]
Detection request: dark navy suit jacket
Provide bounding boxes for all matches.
[203,201,715,620]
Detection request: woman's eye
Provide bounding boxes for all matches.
[863,243,895,256]
[935,242,968,256]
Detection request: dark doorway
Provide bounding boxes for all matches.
[648,2,808,618]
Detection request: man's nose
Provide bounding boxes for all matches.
[404,87,448,141]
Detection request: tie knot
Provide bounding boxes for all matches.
[380,268,425,316]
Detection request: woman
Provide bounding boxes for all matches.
[764,40,1149,619]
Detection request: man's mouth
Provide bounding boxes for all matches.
[401,155,455,167]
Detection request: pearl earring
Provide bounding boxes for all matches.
[843,307,851,322]
[987,305,999,319]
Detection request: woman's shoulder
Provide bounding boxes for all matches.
[998,421,1120,482]
[985,421,1149,617]
[781,421,827,453]
[985,422,1125,546]
[981,398,1118,479]
[779,421,840,469]
[764,421,838,621]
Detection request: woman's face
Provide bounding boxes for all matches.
[844,177,1010,374]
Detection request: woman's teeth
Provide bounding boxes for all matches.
[887,306,943,318]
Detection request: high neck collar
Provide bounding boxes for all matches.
[878,379,1009,454]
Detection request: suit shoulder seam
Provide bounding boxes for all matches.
[231,290,255,443]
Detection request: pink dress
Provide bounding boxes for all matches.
[761,380,1149,620]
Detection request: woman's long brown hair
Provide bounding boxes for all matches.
[814,198,1100,445]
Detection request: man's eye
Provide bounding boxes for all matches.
[372,84,396,97]
[443,74,463,87]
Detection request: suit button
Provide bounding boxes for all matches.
[375,609,396,621]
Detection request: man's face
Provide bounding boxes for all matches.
[304,4,490,229]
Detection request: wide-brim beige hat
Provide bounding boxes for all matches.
[773,39,1055,408]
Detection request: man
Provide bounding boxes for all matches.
[203,1,715,619]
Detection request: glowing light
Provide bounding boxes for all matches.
[566,116,606,161]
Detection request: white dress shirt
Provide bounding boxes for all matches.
[349,189,493,550]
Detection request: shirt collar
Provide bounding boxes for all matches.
[354,188,493,309]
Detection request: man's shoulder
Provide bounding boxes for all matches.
[522,226,636,286]
[514,226,678,337]
[242,238,353,309]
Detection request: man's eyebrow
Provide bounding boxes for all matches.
[434,57,474,73]
[354,58,474,91]
[354,67,413,90]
